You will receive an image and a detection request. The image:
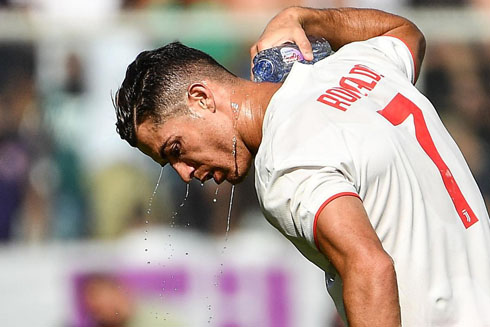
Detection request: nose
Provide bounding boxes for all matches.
[172,162,195,183]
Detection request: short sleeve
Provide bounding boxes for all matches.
[366,36,416,84]
[263,165,360,251]
[330,36,417,84]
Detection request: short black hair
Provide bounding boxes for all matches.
[114,42,235,147]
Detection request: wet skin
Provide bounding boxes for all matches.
[134,79,280,186]
[135,110,253,185]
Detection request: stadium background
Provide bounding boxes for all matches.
[0,0,489,326]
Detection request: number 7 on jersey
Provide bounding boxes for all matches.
[378,93,478,229]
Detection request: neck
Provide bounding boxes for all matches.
[229,80,281,155]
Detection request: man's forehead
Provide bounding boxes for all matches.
[135,120,166,163]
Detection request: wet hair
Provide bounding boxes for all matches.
[114,42,236,147]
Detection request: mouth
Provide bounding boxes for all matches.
[197,170,232,185]
[196,171,221,184]
[213,171,225,184]
[198,172,213,183]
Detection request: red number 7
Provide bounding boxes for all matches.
[378,93,478,228]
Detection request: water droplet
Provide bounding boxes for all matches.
[232,136,239,178]
[231,102,240,123]
[178,183,190,208]
[146,167,164,217]
[225,185,235,235]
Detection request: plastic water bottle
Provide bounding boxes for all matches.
[252,37,333,83]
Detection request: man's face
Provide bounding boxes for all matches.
[136,109,252,185]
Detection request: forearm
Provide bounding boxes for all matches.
[253,6,426,78]
[290,7,419,50]
[342,255,401,327]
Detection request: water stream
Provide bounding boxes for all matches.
[145,167,164,264]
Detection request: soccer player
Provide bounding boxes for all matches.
[114,7,490,327]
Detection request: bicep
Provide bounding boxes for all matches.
[315,195,391,275]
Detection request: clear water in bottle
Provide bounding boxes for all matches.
[252,37,333,83]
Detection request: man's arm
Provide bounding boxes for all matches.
[315,195,401,327]
[251,7,426,81]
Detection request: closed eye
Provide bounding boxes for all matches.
[169,142,181,158]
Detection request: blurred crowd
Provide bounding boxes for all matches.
[2,0,490,10]
[0,0,488,246]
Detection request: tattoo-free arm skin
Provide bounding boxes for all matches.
[315,195,401,327]
[251,7,425,81]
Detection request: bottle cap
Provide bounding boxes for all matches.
[253,58,280,82]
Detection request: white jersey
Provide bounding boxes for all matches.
[254,36,490,326]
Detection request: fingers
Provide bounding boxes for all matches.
[250,38,290,79]
[250,42,260,65]
[250,30,313,63]
[250,43,259,80]
[249,7,314,80]
[294,30,313,61]
[249,33,313,80]
[250,37,290,58]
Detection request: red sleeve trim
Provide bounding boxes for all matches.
[384,34,418,84]
[313,192,361,250]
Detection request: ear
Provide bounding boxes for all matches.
[187,82,216,113]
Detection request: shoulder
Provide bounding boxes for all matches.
[331,36,416,84]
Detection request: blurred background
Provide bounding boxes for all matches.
[0,0,489,326]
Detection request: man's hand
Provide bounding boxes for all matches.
[250,8,313,64]
[250,7,425,82]
[316,195,401,327]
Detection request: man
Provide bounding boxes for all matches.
[114,7,490,327]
